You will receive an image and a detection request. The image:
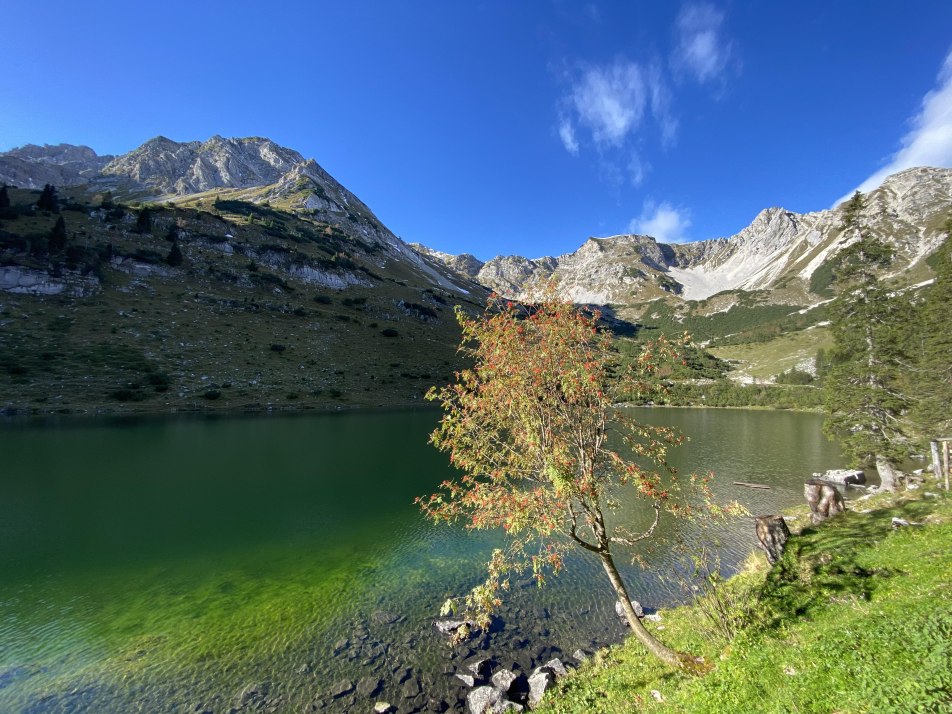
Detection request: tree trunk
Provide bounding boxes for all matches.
[755,515,791,565]
[875,454,902,492]
[804,479,845,524]
[597,551,706,672]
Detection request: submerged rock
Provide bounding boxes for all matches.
[614,599,645,619]
[357,676,383,698]
[329,680,354,699]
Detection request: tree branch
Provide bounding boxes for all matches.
[610,502,662,546]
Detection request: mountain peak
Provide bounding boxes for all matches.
[100,135,305,195]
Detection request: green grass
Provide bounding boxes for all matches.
[540,488,952,713]
[0,186,485,415]
[710,324,833,382]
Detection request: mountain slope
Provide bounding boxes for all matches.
[428,167,951,306]
[0,137,488,415]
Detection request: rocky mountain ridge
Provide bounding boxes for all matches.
[99,135,305,195]
[0,136,491,414]
[1,136,476,297]
[417,166,951,307]
[0,143,114,189]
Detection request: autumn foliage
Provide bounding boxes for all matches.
[418,291,730,670]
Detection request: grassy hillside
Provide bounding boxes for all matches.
[540,487,952,713]
[709,324,833,382]
[0,186,486,415]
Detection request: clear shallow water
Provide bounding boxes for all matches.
[0,408,842,713]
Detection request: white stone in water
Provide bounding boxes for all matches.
[614,599,644,619]
[373,703,391,714]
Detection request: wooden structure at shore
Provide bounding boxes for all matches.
[931,438,951,491]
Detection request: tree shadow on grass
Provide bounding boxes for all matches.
[756,498,937,628]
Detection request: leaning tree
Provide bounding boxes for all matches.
[418,292,733,672]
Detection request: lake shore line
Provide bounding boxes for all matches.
[536,483,952,713]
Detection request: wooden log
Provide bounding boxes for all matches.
[755,515,791,565]
[804,479,844,525]
[931,441,942,481]
[945,441,951,492]
[733,481,772,490]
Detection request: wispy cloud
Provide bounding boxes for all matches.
[629,199,692,243]
[558,116,579,155]
[672,2,733,85]
[837,49,952,205]
[558,59,676,156]
[555,2,734,192]
[628,153,650,186]
[571,61,648,147]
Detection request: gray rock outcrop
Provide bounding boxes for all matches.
[813,469,866,486]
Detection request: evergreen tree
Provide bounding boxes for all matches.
[911,219,952,437]
[135,207,152,233]
[49,215,67,252]
[823,191,909,489]
[0,185,9,209]
[166,241,183,267]
[36,184,58,212]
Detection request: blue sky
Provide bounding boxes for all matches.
[2,2,951,260]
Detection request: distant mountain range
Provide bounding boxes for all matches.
[0,135,949,412]
[414,166,952,307]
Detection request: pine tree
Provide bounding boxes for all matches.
[49,215,67,252]
[911,218,952,437]
[166,241,183,267]
[0,185,9,209]
[36,184,58,212]
[823,191,909,489]
[135,207,152,233]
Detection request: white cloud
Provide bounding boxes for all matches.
[571,61,647,147]
[628,153,649,186]
[558,59,677,156]
[647,62,678,146]
[673,2,732,84]
[837,49,952,205]
[558,117,579,155]
[629,200,692,243]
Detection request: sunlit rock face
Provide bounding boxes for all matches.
[420,167,952,305]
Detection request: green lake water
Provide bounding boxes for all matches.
[0,408,842,713]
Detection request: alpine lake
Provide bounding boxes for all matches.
[0,407,843,713]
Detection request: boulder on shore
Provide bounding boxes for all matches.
[804,479,845,524]
[812,469,866,486]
